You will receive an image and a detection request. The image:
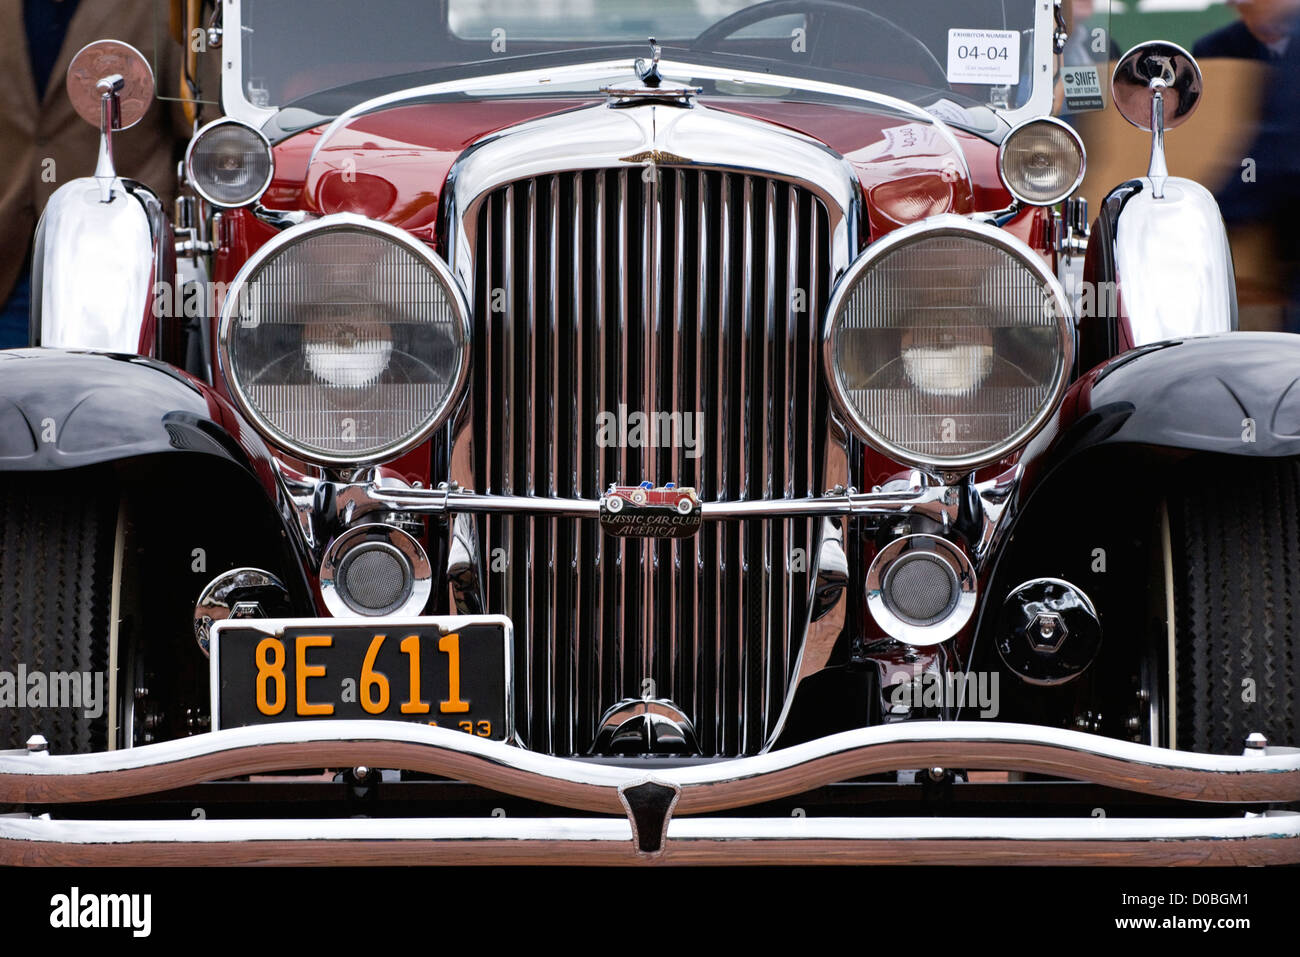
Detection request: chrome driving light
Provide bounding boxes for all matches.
[321,524,432,618]
[218,214,470,466]
[186,118,275,208]
[867,534,976,646]
[825,215,1073,475]
[997,117,1086,207]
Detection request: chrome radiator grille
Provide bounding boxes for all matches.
[468,168,832,756]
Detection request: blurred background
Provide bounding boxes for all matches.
[1076,0,1296,333]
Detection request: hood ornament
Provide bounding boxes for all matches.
[635,37,663,87]
[604,39,702,108]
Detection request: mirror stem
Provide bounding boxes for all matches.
[94,74,125,204]
[1148,82,1169,200]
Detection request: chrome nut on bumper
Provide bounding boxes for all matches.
[1,721,1298,865]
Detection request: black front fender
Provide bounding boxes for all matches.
[0,349,278,485]
[1025,332,1300,486]
[0,349,314,609]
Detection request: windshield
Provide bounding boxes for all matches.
[228,0,1110,124]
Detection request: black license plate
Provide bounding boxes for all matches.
[210,616,511,740]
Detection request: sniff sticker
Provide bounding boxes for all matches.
[948,29,1020,85]
[1062,64,1104,112]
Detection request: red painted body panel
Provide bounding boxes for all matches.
[260,96,1032,251]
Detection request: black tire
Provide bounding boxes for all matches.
[0,474,118,752]
[1169,457,1300,754]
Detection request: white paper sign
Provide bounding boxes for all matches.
[947,29,1020,85]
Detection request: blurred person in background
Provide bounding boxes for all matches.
[1194,0,1300,60]
[1062,0,1120,67]
[1216,5,1300,332]
[0,1,203,348]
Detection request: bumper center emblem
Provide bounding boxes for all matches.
[599,483,702,538]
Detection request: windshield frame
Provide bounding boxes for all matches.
[220,0,1058,133]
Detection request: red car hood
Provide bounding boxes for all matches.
[266,95,1015,246]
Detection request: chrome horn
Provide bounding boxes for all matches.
[1111,42,1203,200]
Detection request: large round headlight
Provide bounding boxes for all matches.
[825,215,1073,474]
[997,117,1086,207]
[218,214,470,466]
[186,118,275,208]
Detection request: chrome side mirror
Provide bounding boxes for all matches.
[65,40,155,203]
[1112,42,1203,199]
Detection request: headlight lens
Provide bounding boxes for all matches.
[186,118,275,208]
[219,215,469,466]
[997,118,1086,207]
[825,215,1073,473]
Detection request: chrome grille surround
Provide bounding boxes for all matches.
[445,101,859,756]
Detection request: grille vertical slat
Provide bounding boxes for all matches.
[671,170,688,710]
[716,174,732,754]
[545,174,559,756]
[691,170,709,741]
[615,170,629,709]
[472,168,830,756]
[569,173,583,755]
[591,172,608,740]
[642,165,659,696]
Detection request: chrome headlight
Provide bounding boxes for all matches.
[824,215,1073,474]
[186,118,275,208]
[997,117,1086,207]
[218,214,470,466]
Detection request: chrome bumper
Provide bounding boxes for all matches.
[3,721,1298,865]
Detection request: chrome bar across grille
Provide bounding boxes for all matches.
[469,168,832,756]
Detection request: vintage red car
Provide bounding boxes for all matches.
[1,0,1298,866]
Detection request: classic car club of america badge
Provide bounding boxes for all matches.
[599,482,702,538]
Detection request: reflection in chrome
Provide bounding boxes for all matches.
[866,534,977,647]
[2,720,1297,808]
[1110,178,1237,345]
[31,179,165,353]
[193,567,290,656]
[2,813,1298,866]
[319,524,432,618]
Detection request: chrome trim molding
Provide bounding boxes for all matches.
[444,98,859,297]
[215,212,473,468]
[1110,177,1238,345]
[220,0,277,130]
